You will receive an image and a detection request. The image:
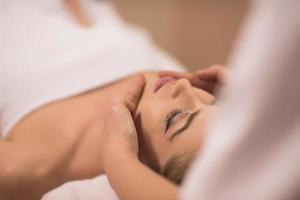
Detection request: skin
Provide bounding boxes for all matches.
[135,73,216,172]
[0,75,145,200]
[64,0,93,27]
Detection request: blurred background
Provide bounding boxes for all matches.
[112,0,248,70]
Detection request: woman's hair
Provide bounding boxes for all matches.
[161,152,195,185]
[139,143,195,185]
[141,151,194,185]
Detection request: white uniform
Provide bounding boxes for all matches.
[0,0,183,199]
[0,0,183,138]
[181,1,300,200]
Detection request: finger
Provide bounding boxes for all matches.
[190,79,216,94]
[195,65,221,81]
[110,103,136,128]
[195,64,228,84]
[199,80,216,94]
[189,79,215,94]
[185,75,214,92]
[124,75,146,113]
[159,70,192,80]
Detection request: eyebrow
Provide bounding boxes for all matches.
[170,109,201,141]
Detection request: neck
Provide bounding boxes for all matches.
[64,0,93,27]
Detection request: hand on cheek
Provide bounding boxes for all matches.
[101,75,145,171]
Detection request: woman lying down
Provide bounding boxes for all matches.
[0,63,226,200]
[0,1,226,199]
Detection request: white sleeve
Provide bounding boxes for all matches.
[181,1,300,200]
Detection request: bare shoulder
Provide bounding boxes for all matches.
[7,73,150,140]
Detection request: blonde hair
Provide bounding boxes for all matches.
[162,153,194,185]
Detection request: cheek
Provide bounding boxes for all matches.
[136,100,174,163]
[138,99,168,133]
[193,88,215,105]
[167,112,211,160]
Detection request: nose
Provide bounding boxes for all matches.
[170,78,194,98]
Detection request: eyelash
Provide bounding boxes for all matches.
[165,109,182,132]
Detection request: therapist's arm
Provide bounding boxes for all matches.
[105,151,178,200]
[100,75,178,200]
[180,1,300,200]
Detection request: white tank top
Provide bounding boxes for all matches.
[0,0,183,137]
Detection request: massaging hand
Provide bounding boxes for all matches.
[159,64,229,95]
[101,75,145,170]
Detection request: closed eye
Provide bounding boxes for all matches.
[165,109,182,133]
[170,109,201,141]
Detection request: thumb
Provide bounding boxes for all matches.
[124,74,146,113]
[195,65,219,80]
[159,70,192,80]
[195,64,226,82]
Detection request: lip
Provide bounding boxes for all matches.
[154,76,176,93]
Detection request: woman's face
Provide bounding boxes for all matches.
[135,73,216,171]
